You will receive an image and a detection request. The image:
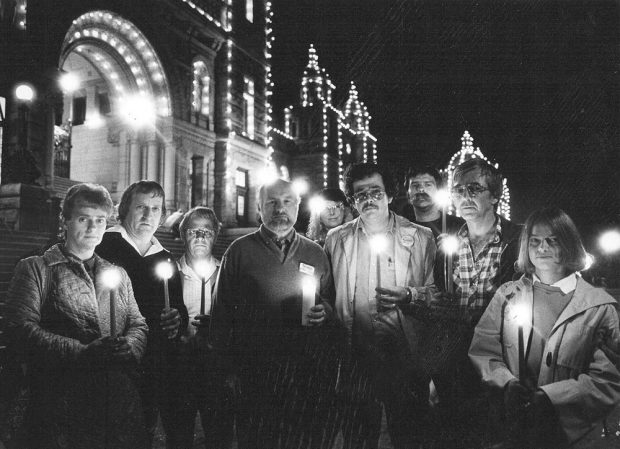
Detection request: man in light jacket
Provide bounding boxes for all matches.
[324,162,436,449]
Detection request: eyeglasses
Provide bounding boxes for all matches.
[451,183,490,198]
[186,228,215,239]
[351,189,386,204]
[528,236,560,248]
[323,202,345,213]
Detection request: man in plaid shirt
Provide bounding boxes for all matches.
[430,158,521,448]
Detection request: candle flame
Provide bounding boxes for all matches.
[369,234,388,254]
[511,303,531,327]
[309,196,326,215]
[100,267,122,289]
[442,235,460,254]
[155,260,174,280]
[599,230,620,254]
[194,260,210,279]
[434,189,452,208]
[583,253,595,271]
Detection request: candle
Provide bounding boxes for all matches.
[434,189,451,235]
[442,235,459,295]
[194,260,210,316]
[100,267,122,337]
[512,303,530,382]
[156,260,174,310]
[369,234,388,289]
[302,275,316,326]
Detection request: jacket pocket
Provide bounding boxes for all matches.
[554,322,595,379]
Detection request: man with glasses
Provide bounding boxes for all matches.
[211,178,335,448]
[324,162,436,449]
[430,158,521,448]
[173,207,233,448]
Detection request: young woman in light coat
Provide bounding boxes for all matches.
[469,207,620,448]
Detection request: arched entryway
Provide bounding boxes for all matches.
[55,10,174,203]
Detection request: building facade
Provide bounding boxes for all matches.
[0,0,274,230]
[271,45,377,195]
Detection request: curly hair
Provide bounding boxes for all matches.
[343,163,397,199]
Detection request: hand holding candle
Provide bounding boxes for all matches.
[155,260,174,310]
[369,234,388,289]
[100,267,122,337]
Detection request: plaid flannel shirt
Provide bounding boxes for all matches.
[453,218,506,309]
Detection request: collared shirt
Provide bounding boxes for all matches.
[454,217,505,309]
[177,255,219,337]
[353,215,397,342]
[106,225,165,258]
[532,272,577,294]
[258,225,295,260]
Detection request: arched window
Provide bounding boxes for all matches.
[192,60,211,120]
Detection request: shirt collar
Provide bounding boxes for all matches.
[458,215,502,244]
[532,272,577,294]
[178,254,218,280]
[356,211,396,236]
[106,224,165,257]
[259,224,295,245]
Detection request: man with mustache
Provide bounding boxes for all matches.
[404,166,464,239]
[430,158,521,448]
[211,178,335,448]
[324,162,436,448]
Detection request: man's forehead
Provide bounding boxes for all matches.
[132,192,163,204]
[188,216,214,228]
[411,174,436,184]
[265,183,295,198]
[72,205,108,216]
[353,173,385,191]
[454,168,486,185]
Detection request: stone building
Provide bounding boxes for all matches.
[0,0,274,230]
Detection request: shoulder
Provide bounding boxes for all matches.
[395,214,434,241]
[577,277,617,305]
[326,219,357,242]
[223,231,261,259]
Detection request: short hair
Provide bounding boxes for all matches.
[257,178,300,206]
[516,207,587,275]
[118,180,166,224]
[343,163,397,199]
[178,206,222,243]
[62,183,114,220]
[453,159,503,204]
[405,166,444,190]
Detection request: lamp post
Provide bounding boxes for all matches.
[14,83,34,153]
[57,73,79,178]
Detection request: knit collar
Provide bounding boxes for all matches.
[532,272,577,294]
[106,224,164,257]
[259,224,295,246]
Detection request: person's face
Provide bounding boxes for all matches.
[63,203,108,258]
[351,173,392,223]
[407,174,438,209]
[259,181,299,235]
[452,168,497,222]
[528,224,564,276]
[123,192,163,242]
[184,216,216,260]
[319,201,345,230]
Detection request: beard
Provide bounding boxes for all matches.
[267,215,293,232]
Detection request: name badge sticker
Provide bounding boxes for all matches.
[299,263,315,275]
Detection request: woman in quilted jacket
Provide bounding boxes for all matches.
[3,183,148,449]
[469,207,620,448]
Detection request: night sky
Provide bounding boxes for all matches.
[270,0,620,235]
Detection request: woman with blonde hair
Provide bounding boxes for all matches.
[306,188,352,247]
[469,207,620,448]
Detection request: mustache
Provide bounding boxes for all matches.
[362,203,378,212]
[413,193,431,200]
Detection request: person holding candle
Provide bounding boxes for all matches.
[469,207,620,448]
[306,188,353,247]
[324,162,436,449]
[96,180,188,448]
[3,183,148,449]
[211,178,337,449]
[173,206,233,449]
[402,165,464,239]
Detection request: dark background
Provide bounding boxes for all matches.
[270,0,620,234]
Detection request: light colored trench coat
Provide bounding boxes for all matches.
[469,274,620,443]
